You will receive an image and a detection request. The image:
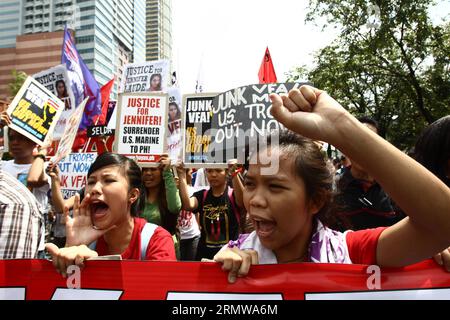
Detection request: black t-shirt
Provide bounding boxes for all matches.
[193,187,240,259]
[334,167,404,231]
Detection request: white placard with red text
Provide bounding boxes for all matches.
[114,92,168,166]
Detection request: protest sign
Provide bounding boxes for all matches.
[182,93,221,168]
[51,97,88,164]
[208,83,311,165]
[33,64,76,140]
[119,60,170,93]
[114,92,168,166]
[56,152,97,199]
[6,76,64,146]
[88,100,117,137]
[166,87,182,162]
[87,126,115,138]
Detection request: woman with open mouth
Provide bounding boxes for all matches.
[45,153,176,277]
[212,85,450,283]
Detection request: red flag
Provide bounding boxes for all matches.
[71,131,88,152]
[97,77,115,125]
[258,47,277,84]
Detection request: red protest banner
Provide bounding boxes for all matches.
[0,259,449,300]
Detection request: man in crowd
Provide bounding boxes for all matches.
[1,113,50,258]
[0,168,43,258]
[334,117,405,231]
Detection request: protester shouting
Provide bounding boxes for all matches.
[212,86,450,283]
[46,153,176,277]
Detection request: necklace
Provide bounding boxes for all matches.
[209,215,221,241]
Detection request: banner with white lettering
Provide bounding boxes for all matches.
[0,259,449,300]
[114,93,168,166]
[33,64,76,140]
[119,60,170,93]
[6,77,64,146]
[56,153,97,198]
[182,93,218,168]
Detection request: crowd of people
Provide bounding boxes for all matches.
[0,85,449,283]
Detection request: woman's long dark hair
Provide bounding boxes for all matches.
[144,169,178,235]
[149,73,162,91]
[55,80,68,97]
[87,152,145,216]
[412,115,450,187]
[169,102,181,121]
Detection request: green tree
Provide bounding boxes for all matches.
[287,0,450,150]
[8,69,28,97]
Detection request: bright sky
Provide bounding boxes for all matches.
[172,0,338,93]
[172,0,449,94]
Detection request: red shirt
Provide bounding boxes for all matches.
[96,217,176,260]
[346,227,386,265]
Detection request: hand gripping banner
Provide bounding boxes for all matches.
[0,259,449,300]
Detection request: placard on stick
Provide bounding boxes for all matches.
[33,64,76,140]
[51,97,88,164]
[166,87,182,162]
[57,152,97,199]
[210,82,312,165]
[181,93,221,168]
[114,92,168,166]
[6,76,64,146]
[119,60,170,93]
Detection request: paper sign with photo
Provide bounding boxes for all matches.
[114,92,168,166]
[33,64,76,140]
[7,77,64,146]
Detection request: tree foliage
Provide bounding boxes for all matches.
[8,69,27,98]
[287,0,450,150]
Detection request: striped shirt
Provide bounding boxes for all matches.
[0,169,43,259]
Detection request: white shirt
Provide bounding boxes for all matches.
[2,160,51,210]
[178,186,201,240]
[193,168,209,189]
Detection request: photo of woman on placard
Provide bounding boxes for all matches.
[149,73,162,92]
[168,102,182,122]
[55,80,71,110]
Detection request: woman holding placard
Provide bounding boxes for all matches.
[177,163,245,261]
[141,154,182,257]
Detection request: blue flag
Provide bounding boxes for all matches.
[61,26,101,131]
